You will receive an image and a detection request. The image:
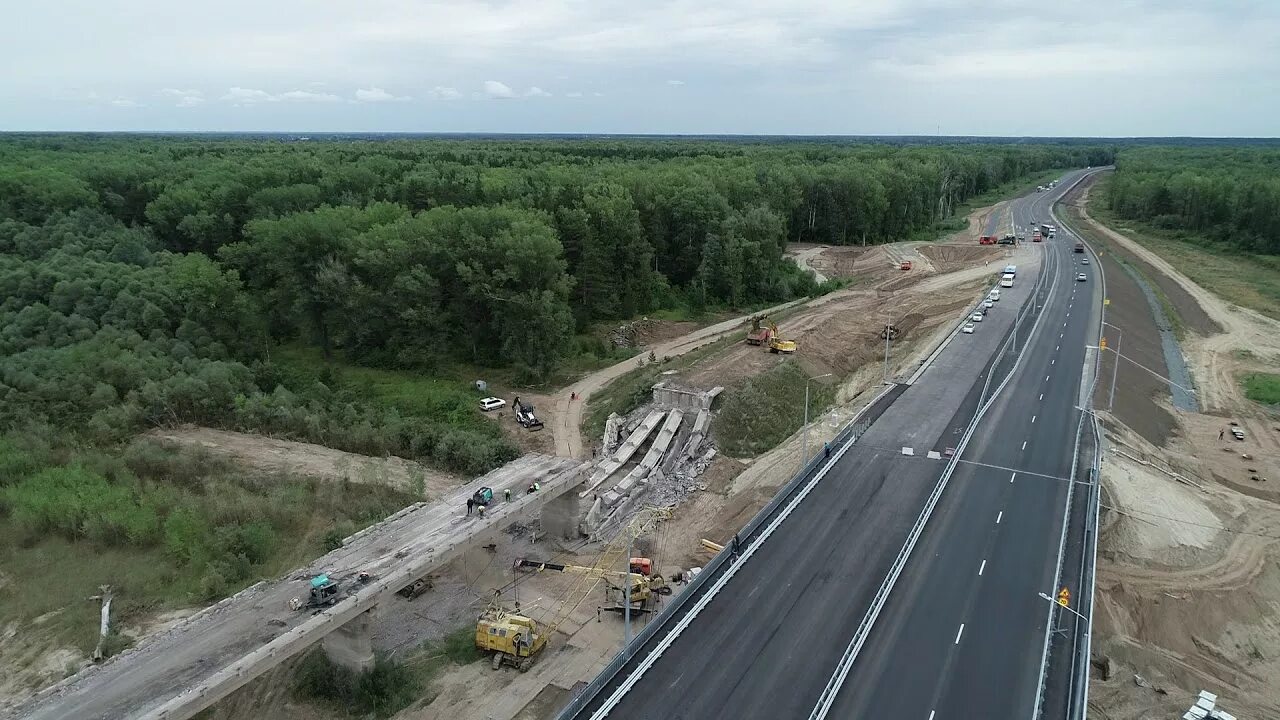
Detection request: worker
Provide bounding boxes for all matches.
[477,504,486,518]
[466,497,474,515]
[732,533,741,558]
[504,488,512,502]
[1219,428,1225,440]
[824,442,831,458]
[527,482,541,494]
[571,391,576,401]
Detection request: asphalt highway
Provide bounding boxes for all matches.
[572,170,1100,720]
[828,175,1103,719]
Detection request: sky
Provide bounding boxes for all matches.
[2,0,1278,135]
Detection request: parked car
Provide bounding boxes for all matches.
[962,323,976,334]
[1076,273,1087,282]
[971,312,984,322]
[479,397,506,412]
[983,299,994,309]
[1231,426,1246,441]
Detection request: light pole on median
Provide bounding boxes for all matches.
[1038,591,1088,623]
[1085,344,1196,398]
[802,372,834,468]
[1101,321,1123,411]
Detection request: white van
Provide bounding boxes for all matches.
[989,289,1001,301]
[1000,273,1015,288]
[1003,264,1017,276]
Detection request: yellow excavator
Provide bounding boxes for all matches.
[475,605,547,672]
[767,320,797,354]
[514,557,672,615]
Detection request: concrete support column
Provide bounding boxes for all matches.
[541,491,582,540]
[322,607,376,673]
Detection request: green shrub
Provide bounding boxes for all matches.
[293,651,421,718]
[1243,373,1280,406]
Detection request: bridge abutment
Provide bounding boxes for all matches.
[541,491,581,539]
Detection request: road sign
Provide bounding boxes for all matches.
[1057,587,1071,607]
[1104,298,1111,306]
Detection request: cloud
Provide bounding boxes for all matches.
[160,88,205,107]
[355,86,411,102]
[221,87,277,104]
[566,91,584,98]
[109,98,141,108]
[666,79,685,85]
[280,89,342,102]
[525,86,552,98]
[483,80,517,99]
[428,86,462,100]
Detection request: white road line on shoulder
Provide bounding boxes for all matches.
[955,624,965,645]
[979,560,987,576]
[997,510,1004,523]
[1021,440,1028,450]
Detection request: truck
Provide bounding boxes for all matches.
[979,235,997,245]
[1032,230,1042,242]
[1074,242,1085,253]
[745,315,773,345]
[1003,264,1017,277]
[998,234,1016,245]
[1039,223,1052,236]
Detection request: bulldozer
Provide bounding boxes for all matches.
[475,605,547,672]
[514,557,672,615]
[513,397,544,431]
[766,320,797,354]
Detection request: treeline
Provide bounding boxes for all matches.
[0,136,1112,472]
[1105,147,1280,254]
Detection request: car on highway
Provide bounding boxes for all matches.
[983,299,994,309]
[989,289,1000,301]
[962,322,975,334]
[971,312,984,322]
[1081,258,1090,265]
[479,397,506,412]
[1076,272,1087,282]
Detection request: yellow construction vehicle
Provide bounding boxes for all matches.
[515,557,672,615]
[767,320,797,354]
[475,605,547,672]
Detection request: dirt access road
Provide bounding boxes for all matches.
[1068,184,1280,720]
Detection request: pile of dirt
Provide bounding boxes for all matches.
[918,244,1002,273]
[807,246,870,279]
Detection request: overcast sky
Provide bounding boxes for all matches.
[3,0,1277,135]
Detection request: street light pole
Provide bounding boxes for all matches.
[1102,321,1123,411]
[624,528,632,644]
[883,324,892,384]
[802,372,834,467]
[1038,592,1088,623]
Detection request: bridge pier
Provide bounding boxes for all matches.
[322,607,376,673]
[542,491,582,540]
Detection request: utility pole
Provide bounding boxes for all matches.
[1102,322,1123,410]
[801,373,833,467]
[623,529,632,645]
[883,324,892,384]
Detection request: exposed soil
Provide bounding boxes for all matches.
[917,244,1003,273]
[1076,181,1280,720]
[147,426,463,498]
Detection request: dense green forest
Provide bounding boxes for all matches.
[1105,147,1280,254]
[0,136,1112,475]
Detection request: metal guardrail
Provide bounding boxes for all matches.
[555,382,906,720]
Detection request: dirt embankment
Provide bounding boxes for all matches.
[1071,178,1280,720]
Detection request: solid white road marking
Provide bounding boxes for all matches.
[997,510,1004,523]
[979,560,987,576]
[1021,440,1028,450]
[955,624,965,644]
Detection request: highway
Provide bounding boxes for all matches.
[827,178,1102,719]
[567,170,1100,720]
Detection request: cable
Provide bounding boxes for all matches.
[1101,502,1280,541]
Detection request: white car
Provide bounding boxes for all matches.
[962,323,976,334]
[971,312,984,322]
[1076,273,1087,282]
[1081,258,1090,265]
[479,397,506,412]
[983,299,994,309]
[1231,426,1245,441]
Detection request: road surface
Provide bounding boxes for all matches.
[566,170,1099,720]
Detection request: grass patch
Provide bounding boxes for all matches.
[712,361,837,458]
[0,435,414,654]
[1243,373,1280,406]
[1085,175,1280,320]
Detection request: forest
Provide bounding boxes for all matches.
[1104,146,1280,254]
[0,136,1114,476]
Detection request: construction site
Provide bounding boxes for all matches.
[1058,176,1280,720]
[3,187,1173,720]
